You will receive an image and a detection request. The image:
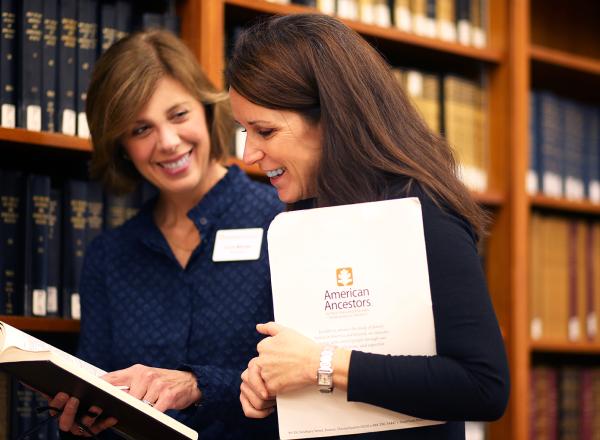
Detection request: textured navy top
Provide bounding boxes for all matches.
[76,166,283,439]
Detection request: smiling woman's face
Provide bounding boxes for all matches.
[229,88,323,204]
[121,76,222,198]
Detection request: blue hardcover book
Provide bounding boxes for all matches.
[23,174,51,317]
[18,0,43,131]
[76,0,97,138]
[115,0,132,41]
[56,0,77,135]
[47,189,61,316]
[528,90,540,195]
[85,181,103,247]
[103,190,140,230]
[10,379,34,439]
[0,0,16,128]
[42,0,58,132]
[456,0,472,45]
[162,0,180,35]
[141,12,162,30]
[99,0,117,53]
[62,179,87,319]
[585,106,600,203]
[0,170,23,315]
[538,91,564,198]
[563,99,585,200]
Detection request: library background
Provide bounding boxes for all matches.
[0,0,598,439]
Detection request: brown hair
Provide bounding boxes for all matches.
[225,14,487,237]
[87,29,233,193]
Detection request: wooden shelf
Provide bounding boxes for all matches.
[0,127,91,152]
[531,340,600,355]
[530,45,600,76]
[225,0,503,64]
[473,190,504,207]
[0,316,80,333]
[530,195,600,215]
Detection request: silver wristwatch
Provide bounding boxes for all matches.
[317,345,334,393]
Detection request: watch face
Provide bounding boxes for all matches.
[318,371,333,386]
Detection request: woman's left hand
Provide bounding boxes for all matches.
[253,322,321,395]
[102,364,201,412]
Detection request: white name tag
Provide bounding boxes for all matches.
[212,228,264,262]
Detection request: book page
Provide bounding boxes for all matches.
[0,321,106,377]
[268,198,444,439]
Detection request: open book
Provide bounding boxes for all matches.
[0,321,198,440]
[268,197,444,439]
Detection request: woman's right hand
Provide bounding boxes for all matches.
[240,358,276,418]
[49,392,118,437]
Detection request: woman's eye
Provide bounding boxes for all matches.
[173,110,189,120]
[258,129,273,138]
[132,125,149,136]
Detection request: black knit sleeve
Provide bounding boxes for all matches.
[346,194,510,422]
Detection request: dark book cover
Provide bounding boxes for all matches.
[9,379,35,439]
[0,0,16,128]
[538,91,564,198]
[115,0,132,41]
[18,0,43,131]
[56,0,77,135]
[584,106,600,202]
[76,0,97,138]
[61,179,87,320]
[0,170,23,315]
[85,181,103,247]
[0,372,8,440]
[47,189,61,317]
[563,99,585,200]
[42,0,58,132]
[99,0,117,53]
[528,90,540,195]
[23,174,51,317]
[103,190,140,230]
[141,12,162,31]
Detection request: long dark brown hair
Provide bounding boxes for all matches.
[226,13,487,237]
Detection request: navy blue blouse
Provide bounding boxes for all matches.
[77,166,282,439]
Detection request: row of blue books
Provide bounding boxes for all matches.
[0,170,155,319]
[528,90,600,202]
[0,0,178,137]
[1,376,60,440]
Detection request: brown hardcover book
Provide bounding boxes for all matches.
[544,216,569,341]
[558,366,581,440]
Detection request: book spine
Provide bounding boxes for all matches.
[0,170,23,315]
[23,174,51,317]
[99,1,117,53]
[563,100,585,200]
[85,181,104,247]
[585,107,600,202]
[0,0,16,128]
[47,188,61,316]
[393,0,412,31]
[0,373,8,440]
[56,0,77,135]
[528,90,540,195]
[62,180,87,320]
[42,0,58,132]
[10,379,35,439]
[455,0,471,45]
[539,91,564,198]
[18,0,43,131]
[76,0,97,138]
[115,0,132,41]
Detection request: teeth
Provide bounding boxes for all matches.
[266,167,285,178]
[162,152,191,169]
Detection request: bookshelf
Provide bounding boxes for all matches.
[2,1,598,439]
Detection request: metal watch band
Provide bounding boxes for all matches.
[317,345,334,393]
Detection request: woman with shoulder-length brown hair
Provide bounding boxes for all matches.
[230,13,509,439]
[48,29,282,439]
